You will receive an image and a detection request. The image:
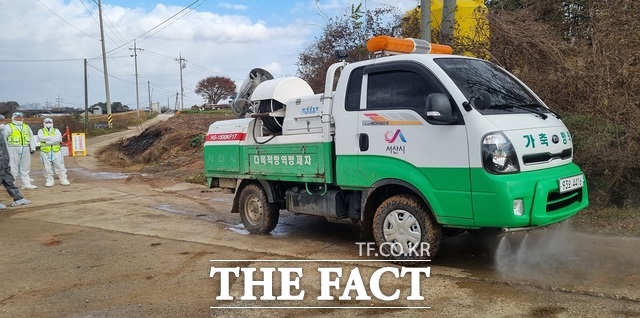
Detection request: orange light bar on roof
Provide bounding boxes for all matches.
[366,35,453,55]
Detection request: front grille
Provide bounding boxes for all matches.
[547,188,582,212]
[523,148,572,165]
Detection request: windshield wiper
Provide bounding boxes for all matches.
[516,103,562,119]
[488,104,548,120]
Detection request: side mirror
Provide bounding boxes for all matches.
[425,93,456,124]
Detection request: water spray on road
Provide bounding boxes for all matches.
[495,221,575,280]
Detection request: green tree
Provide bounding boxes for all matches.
[111,102,130,113]
[195,76,236,105]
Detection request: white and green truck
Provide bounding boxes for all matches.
[204,36,588,262]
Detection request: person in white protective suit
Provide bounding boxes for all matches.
[37,118,70,187]
[2,112,37,190]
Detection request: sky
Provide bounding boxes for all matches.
[0,0,419,111]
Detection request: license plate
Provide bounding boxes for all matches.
[559,174,584,193]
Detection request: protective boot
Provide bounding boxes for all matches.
[45,176,55,187]
[21,176,37,190]
[12,198,31,206]
[59,174,70,186]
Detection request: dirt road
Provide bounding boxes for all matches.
[1,115,639,317]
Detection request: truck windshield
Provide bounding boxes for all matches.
[434,58,550,116]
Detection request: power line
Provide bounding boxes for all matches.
[136,0,207,44]
[143,50,177,60]
[101,3,129,45]
[186,61,215,73]
[109,55,131,76]
[28,0,216,76]
[35,0,125,63]
[97,0,207,59]
[12,0,220,109]
[36,0,100,40]
[87,61,135,85]
[80,0,100,25]
[0,58,91,63]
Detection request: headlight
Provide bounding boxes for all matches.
[482,133,520,174]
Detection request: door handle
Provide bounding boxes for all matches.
[359,133,369,151]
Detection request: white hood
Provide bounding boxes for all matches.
[486,113,574,172]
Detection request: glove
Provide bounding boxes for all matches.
[30,150,35,154]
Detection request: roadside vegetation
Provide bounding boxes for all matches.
[96,111,234,184]
[486,1,640,235]
[38,111,156,138]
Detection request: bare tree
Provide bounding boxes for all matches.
[489,0,640,207]
[297,4,401,93]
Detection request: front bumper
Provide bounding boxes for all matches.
[470,163,589,228]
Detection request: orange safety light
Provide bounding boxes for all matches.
[366,35,453,55]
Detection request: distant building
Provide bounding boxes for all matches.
[91,106,102,115]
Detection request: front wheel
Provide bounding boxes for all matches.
[373,194,442,264]
[238,184,279,234]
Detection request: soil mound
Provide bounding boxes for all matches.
[97,112,235,180]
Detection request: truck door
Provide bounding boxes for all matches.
[340,61,473,220]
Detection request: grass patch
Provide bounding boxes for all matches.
[184,173,206,185]
[572,206,640,237]
[179,109,233,115]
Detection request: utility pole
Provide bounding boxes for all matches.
[84,59,89,129]
[98,0,112,128]
[148,81,152,112]
[175,53,186,111]
[129,39,143,117]
[421,0,431,42]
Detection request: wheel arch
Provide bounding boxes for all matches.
[360,178,439,239]
[231,179,284,213]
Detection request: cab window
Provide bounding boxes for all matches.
[362,61,462,124]
[366,70,440,110]
[345,66,364,111]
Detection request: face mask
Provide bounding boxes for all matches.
[45,123,53,128]
[0,124,4,130]
[13,120,22,125]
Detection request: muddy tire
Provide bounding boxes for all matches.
[238,184,279,234]
[373,194,442,264]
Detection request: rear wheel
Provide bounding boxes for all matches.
[373,194,442,264]
[238,184,279,234]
